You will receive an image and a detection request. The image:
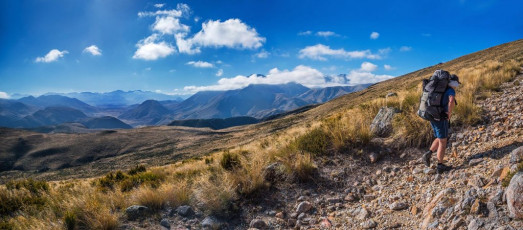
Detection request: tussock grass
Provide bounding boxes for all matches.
[193,172,237,217]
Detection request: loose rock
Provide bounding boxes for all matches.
[506,172,523,219]
[125,205,148,221]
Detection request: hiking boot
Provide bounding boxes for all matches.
[436,163,452,174]
[422,150,432,167]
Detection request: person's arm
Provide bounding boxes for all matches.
[447,95,455,120]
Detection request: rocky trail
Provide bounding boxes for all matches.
[121,72,523,229]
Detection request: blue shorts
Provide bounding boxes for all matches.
[430,120,449,139]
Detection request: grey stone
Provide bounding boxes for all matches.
[201,216,222,230]
[360,219,377,229]
[506,172,523,219]
[424,168,436,175]
[370,107,399,137]
[263,162,284,182]
[389,202,408,211]
[176,205,194,217]
[160,218,170,229]
[467,218,484,230]
[125,205,149,221]
[356,207,370,220]
[427,220,439,229]
[296,201,312,214]
[487,202,498,218]
[509,146,523,164]
[489,188,504,205]
[249,219,267,229]
[386,92,398,98]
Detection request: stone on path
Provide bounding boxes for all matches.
[506,172,523,219]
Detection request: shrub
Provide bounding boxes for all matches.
[97,169,165,192]
[295,127,330,155]
[127,165,147,175]
[72,194,119,230]
[220,150,241,171]
[133,187,166,211]
[5,178,49,194]
[162,182,192,207]
[227,151,269,196]
[64,210,76,230]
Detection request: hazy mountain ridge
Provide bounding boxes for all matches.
[51,90,184,106]
[0,82,371,129]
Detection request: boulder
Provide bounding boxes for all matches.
[125,205,149,221]
[370,107,400,137]
[201,216,222,230]
[509,146,523,164]
[506,172,523,219]
[360,219,377,229]
[249,218,267,229]
[160,218,170,229]
[296,201,312,214]
[263,162,284,183]
[176,205,194,217]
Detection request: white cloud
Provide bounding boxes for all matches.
[255,50,269,58]
[138,3,190,17]
[35,49,68,63]
[0,91,9,99]
[186,60,214,68]
[316,31,338,37]
[216,69,223,77]
[384,64,395,71]
[298,44,380,61]
[360,62,378,72]
[298,31,312,36]
[346,71,394,85]
[176,19,265,54]
[83,45,102,56]
[154,3,165,8]
[370,32,379,39]
[152,16,189,34]
[133,34,175,60]
[182,65,395,93]
[400,46,412,52]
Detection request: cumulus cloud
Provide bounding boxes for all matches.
[152,16,189,34]
[316,31,339,37]
[400,46,412,52]
[0,91,9,99]
[370,32,379,39]
[298,44,380,61]
[384,64,395,70]
[154,3,165,8]
[35,49,68,63]
[255,50,269,58]
[175,19,265,54]
[186,60,214,68]
[298,31,312,36]
[83,45,102,56]
[182,65,395,93]
[133,34,175,60]
[379,47,391,54]
[216,69,223,77]
[360,62,378,72]
[346,71,394,85]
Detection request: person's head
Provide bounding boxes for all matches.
[449,74,461,88]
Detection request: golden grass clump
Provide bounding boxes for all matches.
[226,150,269,196]
[193,172,238,217]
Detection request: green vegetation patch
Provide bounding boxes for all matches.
[220,150,241,171]
[295,127,330,155]
[95,167,165,192]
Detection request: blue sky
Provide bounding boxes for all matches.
[0,0,522,98]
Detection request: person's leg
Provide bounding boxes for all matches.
[430,138,439,152]
[436,138,447,163]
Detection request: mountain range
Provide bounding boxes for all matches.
[0,83,370,130]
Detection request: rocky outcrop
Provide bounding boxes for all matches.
[506,172,523,219]
[125,205,148,221]
[370,107,399,137]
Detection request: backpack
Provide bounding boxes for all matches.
[417,69,451,121]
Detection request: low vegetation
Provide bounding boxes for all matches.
[1,53,521,228]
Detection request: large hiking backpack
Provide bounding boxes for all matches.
[417,69,451,121]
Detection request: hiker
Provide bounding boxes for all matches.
[420,72,461,174]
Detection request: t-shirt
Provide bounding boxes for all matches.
[442,87,456,112]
